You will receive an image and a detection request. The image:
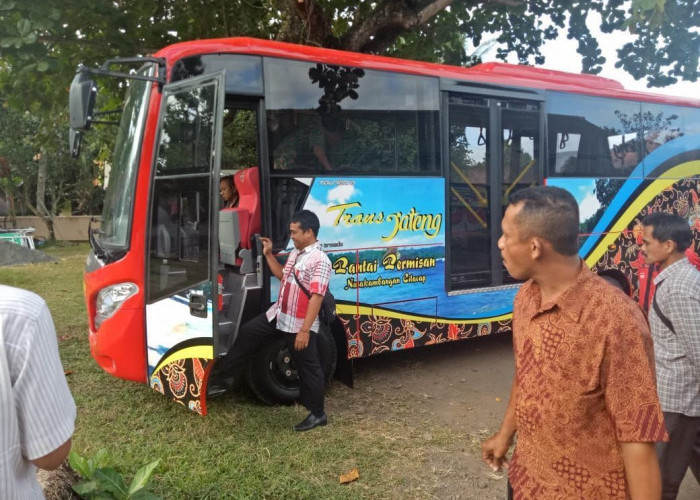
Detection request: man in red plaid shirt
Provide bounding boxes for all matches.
[221,210,332,431]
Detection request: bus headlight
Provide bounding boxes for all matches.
[95,283,138,329]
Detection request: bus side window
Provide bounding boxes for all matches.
[265,58,440,175]
[547,92,642,178]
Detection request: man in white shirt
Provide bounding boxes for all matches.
[0,285,76,499]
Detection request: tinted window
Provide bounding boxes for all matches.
[148,76,221,302]
[156,83,217,175]
[547,92,642,177]
[265,58,440,175]
[148,177,211,300]
[171,54,263,94]
[448,97,491,289]
[641,102,700,178]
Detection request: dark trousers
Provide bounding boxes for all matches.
[656,411,700,500]
[220,313,325,414]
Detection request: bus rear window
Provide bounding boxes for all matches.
[264,58,440,175]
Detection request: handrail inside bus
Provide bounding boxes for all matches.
[450,187,487,229]
[450,162,488,206]
[503,158,536,203]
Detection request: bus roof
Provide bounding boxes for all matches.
[155,37,699,108]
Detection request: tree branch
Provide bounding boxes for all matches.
[341,0,524,54]
[285,0,338,47]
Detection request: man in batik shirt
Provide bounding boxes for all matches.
[482,186,667,499]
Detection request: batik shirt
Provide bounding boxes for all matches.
[509,266,667,499]
[649,257,700,416]
[266,241,332,334]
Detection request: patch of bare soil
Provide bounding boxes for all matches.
[0,240,56,266]
[328,331,700,500]
[327,333,515,499]
[37,462,80,500]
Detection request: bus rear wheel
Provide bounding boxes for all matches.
[246,324,337,405]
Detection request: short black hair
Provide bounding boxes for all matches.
[509,186,580,256]
[641,211,692,252]
[290,209,320,238]
[220,176,234,188]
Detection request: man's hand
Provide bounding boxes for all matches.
[295,329,310,350]
[481,431,514,472]
[260,236,273,256]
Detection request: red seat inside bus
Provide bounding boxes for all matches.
[222,166,261,251]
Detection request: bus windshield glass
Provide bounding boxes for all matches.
[98,66,153,255]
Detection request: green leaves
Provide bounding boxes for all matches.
[0,18,37,48]
[128,459,161,496]
[69,450,162,500]
[69,448,108,478]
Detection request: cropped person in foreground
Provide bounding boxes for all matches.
[481,186,667,499]
[1,285,76,499]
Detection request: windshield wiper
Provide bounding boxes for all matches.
[88,217,112,261]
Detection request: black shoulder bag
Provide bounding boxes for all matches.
[651,281,675,335]
[290,270,337,325]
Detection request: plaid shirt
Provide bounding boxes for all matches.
[266,241,332,334]
[649,258,700,416]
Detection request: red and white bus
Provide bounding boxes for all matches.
[70,37,700,415]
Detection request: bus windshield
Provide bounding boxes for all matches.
[97,66,153,257]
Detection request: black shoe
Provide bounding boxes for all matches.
[294,412,327,432]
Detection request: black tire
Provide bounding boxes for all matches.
[246,324,337,405]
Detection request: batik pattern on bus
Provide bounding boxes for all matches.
[150,357,211,415]
[337,303,512,359]
[550,136,700,299]
[593,177,700,300]
[145,289,215,414]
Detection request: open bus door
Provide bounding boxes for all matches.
[145,72,225,415]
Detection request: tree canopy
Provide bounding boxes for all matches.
[0,0,697,219]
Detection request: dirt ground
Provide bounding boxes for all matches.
[327,332,700,499]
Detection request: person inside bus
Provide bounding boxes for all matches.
[220,175,239,208]
[271,112,333,172]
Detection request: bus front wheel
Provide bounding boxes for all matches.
[246,325,337,405]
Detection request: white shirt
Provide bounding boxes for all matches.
[265,242,332,333]
[0,285,76,499]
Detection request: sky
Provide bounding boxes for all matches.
[475,11,698,99]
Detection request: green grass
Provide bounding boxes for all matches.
[0,244,447,499]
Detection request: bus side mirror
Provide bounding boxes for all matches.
[69,128,82,158]
[69,69,97,131]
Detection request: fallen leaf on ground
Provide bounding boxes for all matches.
[339,468,360,484]
[64,370,74,376]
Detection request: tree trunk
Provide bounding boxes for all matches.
[36,150,55,241]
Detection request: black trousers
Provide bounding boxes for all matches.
[656,411,700,500]
[220,313,325,414]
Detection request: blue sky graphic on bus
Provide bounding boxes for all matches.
[269,177,519,321]
[548,134,700,260]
